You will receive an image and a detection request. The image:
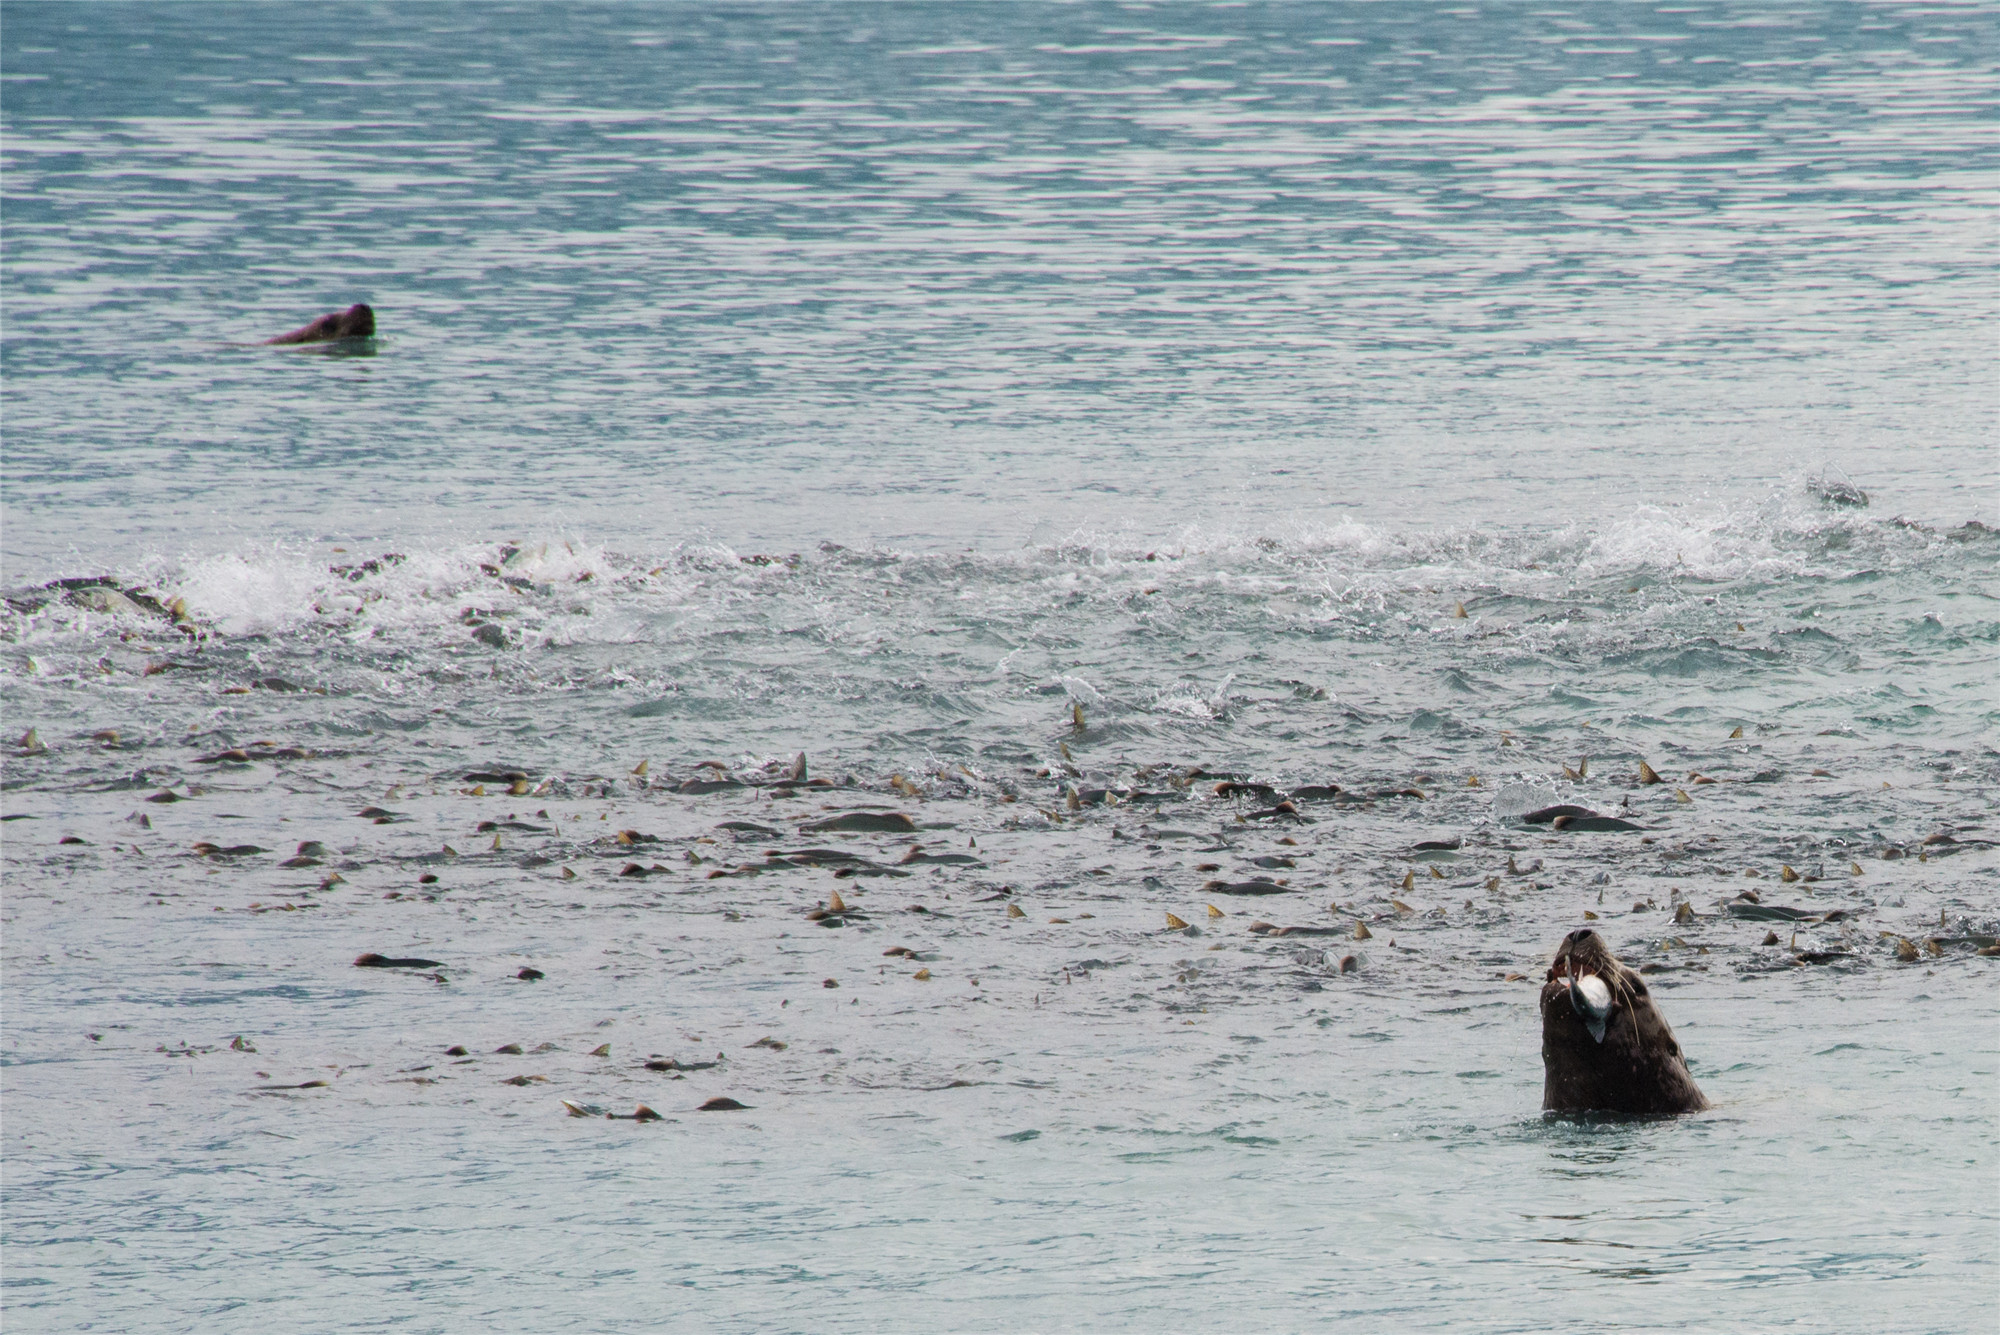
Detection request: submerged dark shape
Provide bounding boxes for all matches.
[4,576,188,628]
[354,952,442,969]
[801,810,918,834]
[265,303,375,344]
[1202,878,1292,896]
[1521,804,1598,823]
[1246,921,1345,937]
[897,846,984,866]
[1521,804,1643,832]
[1213,781,1282,801]
[1552,814,1644,832]
[1541,929,1708,1115]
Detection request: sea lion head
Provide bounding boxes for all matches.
[1544,927,1619,1042]
[335,303,375,338]
[264,303,376,345]
[1539,927,1709,1115]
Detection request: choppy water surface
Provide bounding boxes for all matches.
[3,4,1996,1332]
[2,0,1995,556]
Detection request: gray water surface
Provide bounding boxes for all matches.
[3,0,1994,562]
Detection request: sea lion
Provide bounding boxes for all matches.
[353,952,442,969]
[1540,928,1708,1115]
[265,303,375,345]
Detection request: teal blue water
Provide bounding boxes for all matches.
[2,0,1993,561]
[2,4,1995,1332]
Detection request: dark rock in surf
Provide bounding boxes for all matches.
[1541,928,1707,1115]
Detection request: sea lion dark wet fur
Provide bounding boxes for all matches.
[354,951,441,969]
[266,303,374,344]
[1541,928,1708,1115]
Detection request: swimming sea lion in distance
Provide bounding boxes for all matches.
[1541,928,1708,1115]
[354,952,441,969]
[266,303,375,344]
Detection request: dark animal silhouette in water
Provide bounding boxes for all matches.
[354,952,440,969]
[266,303,374,344]
[1521,804,1644,832]
[1541,928,1708,1114]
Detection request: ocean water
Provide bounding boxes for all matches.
[2,4,1996,1332]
